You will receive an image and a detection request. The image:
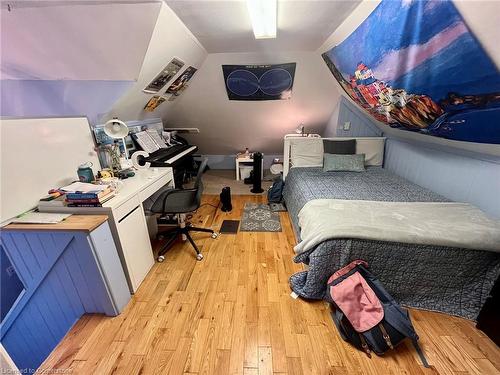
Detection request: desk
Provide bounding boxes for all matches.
[1,215,130,372]
[39,168,174,293]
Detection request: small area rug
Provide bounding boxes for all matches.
[240,203,282,232]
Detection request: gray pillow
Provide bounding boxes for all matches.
[323,139,356,154]
[323,153,365,172]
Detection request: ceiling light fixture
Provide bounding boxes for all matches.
[246,0,277,39]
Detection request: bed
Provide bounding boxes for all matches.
[283,145,500,320]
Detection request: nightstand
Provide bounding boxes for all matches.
[236,154,264,181]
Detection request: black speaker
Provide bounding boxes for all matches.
[220,186,232,212]
[251,152,264,194]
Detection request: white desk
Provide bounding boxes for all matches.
[40,168,174,293]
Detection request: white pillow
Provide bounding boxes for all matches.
[290,138,323,167]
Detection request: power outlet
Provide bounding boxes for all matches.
[343,121,351,131]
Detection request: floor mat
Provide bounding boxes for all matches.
[240,203,282,232]
[220,220,240,234]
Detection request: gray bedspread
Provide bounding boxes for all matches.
[283,167,500,320]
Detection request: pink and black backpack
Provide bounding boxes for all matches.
[327,260,429,367]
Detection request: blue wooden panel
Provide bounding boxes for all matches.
[331,96,383,137]
[0,228,126,372]
[384,138,500,219]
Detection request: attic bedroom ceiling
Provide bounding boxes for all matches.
[165,0,361,53]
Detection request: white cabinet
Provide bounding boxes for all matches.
[115,202,154,292]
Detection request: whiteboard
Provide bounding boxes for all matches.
[0,117,100,223]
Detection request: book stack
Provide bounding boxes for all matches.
[65,187,115,207]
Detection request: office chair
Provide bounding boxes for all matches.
[146,158,218,262]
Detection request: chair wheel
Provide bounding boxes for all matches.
[196,254,204,261]
[157,255,165,263]
[211,232,219,239]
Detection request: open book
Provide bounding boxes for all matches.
[133,130,168,153]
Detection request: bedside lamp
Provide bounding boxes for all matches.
[296,124,305,137]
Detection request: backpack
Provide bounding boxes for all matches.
[327,260,429,367]
[267,176,285,203]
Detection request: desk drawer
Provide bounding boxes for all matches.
[139,171,173,202]
[114,195,142,223]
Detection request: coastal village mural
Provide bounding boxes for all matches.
[322,0,500,144]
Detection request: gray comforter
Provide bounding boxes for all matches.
[283,167,500,320]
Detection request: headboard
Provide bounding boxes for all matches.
[0,116,100,223]
[283,136,386,179]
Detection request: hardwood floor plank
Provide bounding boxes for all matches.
[258,346,273,375]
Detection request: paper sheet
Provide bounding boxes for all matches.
[12,212,72,224]
[60,182,108,193]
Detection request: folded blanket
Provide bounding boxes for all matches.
[294,199,500,254]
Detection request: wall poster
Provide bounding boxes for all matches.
[222,63,296,101]
[143,57,184,93]
[322,0,500,144]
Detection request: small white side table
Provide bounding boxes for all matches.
[235,155,264,181]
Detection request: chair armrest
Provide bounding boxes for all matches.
[161,188,197,213]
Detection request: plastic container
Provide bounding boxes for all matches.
[239,165,253,180]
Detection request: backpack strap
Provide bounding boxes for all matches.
[330,308,348,341]
[383,308,430,367]
[378,323,393,349]
[358,334,372,358]
[411,338,430,368]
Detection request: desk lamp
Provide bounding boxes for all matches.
[104,118,130,160]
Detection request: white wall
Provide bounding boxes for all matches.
[163,51,339,155]
[104,2,208,123]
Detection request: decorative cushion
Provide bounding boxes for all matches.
[323,139,356,154]
[323,153,366,172]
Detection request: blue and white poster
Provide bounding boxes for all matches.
[222,63,296,100]
[322,0,500,144]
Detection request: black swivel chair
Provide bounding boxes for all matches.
[147,158,218,262]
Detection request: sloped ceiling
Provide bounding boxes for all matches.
[0,0,162,122]
[1,0,162,80]
[103,2,208,123]
[165,0,361,53]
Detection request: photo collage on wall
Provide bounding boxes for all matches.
[143,57,198,111]
[322,0,500,144]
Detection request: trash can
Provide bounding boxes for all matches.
[239,165,253,180]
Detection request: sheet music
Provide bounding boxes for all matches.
[146,129,168,149]
[134,131,160,153]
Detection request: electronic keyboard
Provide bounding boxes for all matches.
[146,144,198,167]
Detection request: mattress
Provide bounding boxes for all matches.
[283,167,500,320]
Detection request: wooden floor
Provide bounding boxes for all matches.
[39,195,500,375]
